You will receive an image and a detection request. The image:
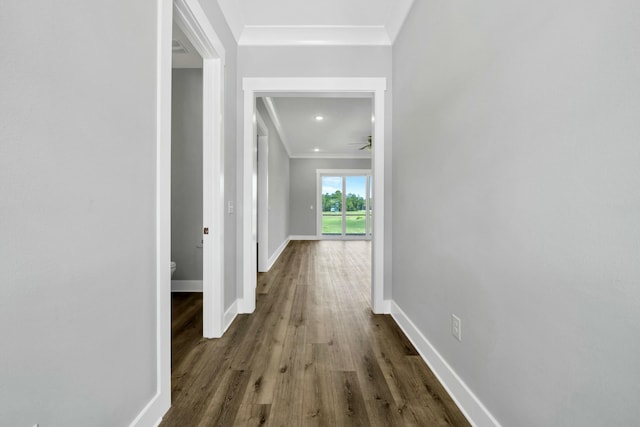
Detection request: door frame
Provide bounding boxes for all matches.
[173,0,226,340]
[134,0,225,424]
[256,112,269,272]
[240,77,388,314]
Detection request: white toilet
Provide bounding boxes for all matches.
[170,261,176,278]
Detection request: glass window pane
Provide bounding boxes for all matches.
[345,175,367,235]
[321,176,342,235]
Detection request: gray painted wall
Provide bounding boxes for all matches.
[290,158,371,236]
[257,99,290,258]
[0,1,157,425]
[238,46,393,297]
[199,0,239,309]
[172,69,203,280]
[392,0,640,425]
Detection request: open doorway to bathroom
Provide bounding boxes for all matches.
[171,21,204,293]
[148,0,227,418]
[170,20,206,348]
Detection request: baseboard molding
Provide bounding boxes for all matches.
[223,300,238,332]
[171,280,203,292]
[128,391,168,427]
[390,301,501,427]
[266,238,290,271]
[289,234,319,240]
[236,298,253,314]
[381,299,391,314]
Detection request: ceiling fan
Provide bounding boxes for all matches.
[349,136,372,151]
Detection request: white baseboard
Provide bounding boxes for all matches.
[381,299,391,314]
[171,280,203,292]
[390,301,501,427]
[236,298,253,314]
[128,391,168,427]
[223,300,238,333]
[289,234,319,240]
[266,238,290,271]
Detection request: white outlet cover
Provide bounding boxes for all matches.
[451,314,462,341]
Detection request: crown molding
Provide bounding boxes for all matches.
[262,97,292,156]
[290,153,372,159]
[385,0,416,43]
[238,25,392,46]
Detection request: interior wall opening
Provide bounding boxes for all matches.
[242,79,387,316]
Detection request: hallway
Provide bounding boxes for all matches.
[162,241,469,426]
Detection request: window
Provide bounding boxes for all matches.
[317,170,372,238]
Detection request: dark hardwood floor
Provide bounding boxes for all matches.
[162,240,470,426]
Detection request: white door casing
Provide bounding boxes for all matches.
[257,112,269,272]
[173,0,226,340]
[240,77,388,315]
[134,0,226,425]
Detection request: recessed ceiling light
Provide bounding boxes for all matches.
[314,148,320,152]
[315,115,324,121]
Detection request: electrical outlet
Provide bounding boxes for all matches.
[227,201,234,214]
[451,314,462,341]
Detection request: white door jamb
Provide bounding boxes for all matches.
[240,78,388,314]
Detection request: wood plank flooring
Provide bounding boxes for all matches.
[162,240,470,426]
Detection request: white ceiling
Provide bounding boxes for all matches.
[262,97,373,158]
[216,0,415,45]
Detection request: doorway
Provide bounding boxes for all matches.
[241,78,388,315]
[143,0,227,424]
[171,24,204,292]
[171,2,226,340]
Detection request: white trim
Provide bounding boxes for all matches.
[132,1,173,426]
[262,97,291,157]
[257,131,269,273]
[316,168,372,175]
[267,238,290,271]
[244,77,386,93]
[201,58,225,339]
[128,392,163,427]
[238,86,257,314]
[241,77,387,315]
[370,83,386,313]
[223,300,238,332]
[171,280,203,292]
[238,25,392,46]
[290,153,371,159]
[173,0,225,65]
[384,0,417,43]
[137,0,226,424]
[289,235,320,241]
[174,0,226,340]
[391,302,501,427]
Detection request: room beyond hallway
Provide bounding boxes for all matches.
[162,241,469,426]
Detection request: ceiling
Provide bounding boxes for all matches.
[216,0,415,45]
[261,96,373,158]
[174,2,397,156]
